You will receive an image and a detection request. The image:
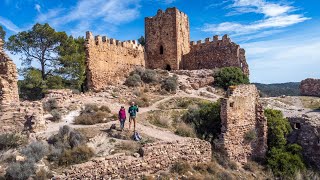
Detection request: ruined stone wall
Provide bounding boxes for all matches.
[145,8,190,70]
[288,116,320,170]
[300,78,320,97]
[0,39,19,105]
[85,32,145,91]
[62,138,211,179]
[218,84,267,164]
[182,35,249,76]
[0,101,45,133]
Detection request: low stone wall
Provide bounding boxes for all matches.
[300,78,320,97]
[62,138,211,179]
[288,116,320,170]
[0,101,46,133]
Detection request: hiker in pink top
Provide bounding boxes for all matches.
[118,106,127,130]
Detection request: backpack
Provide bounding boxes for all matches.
[133,132,142,141]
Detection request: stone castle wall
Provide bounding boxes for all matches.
[0,39,19,105]
[145,7,190,70]
[218,85,267,164]
[300,78,320,97]
[85,32,145,91]
[62,138,211,179]
[182,35,249,76]
[288,116,320,170]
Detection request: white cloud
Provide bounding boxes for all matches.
[243,32,320,83]
[203,14,309,35]
[202,0,309,38]
[35,0,141,36]
[34,4,41,13]
[229,0,293,17]
[0,16,21,33]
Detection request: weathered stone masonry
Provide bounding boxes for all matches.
[217,85,267,164]
[145,8,190,70]
[62,138,211,179]
[0,38,45,133]
[0,38,19,105]
[86,7,249,90]
[182,35,249,76]
[85,32,145,90]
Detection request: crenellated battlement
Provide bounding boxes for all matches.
[145,7,188,20]
[86,32,144,52]
[85,32,145,90]
[190,34,233,47]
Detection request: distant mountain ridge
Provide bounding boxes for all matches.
[253,82,300,97]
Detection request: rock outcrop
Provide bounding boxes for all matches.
[288,116,320,170]
[300,78,320,97]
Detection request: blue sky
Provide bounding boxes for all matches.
[0,0,319,83]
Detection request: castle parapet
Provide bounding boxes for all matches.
[86,31,144,51]
[191,34,234,46]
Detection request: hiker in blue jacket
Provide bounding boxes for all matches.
[128,102,139,132]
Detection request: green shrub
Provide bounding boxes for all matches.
[214,67,249,90]
[43,98,58,112]
[130,67,145,76]
[170,161,191,174]
[125,74,142,87]
[264,109,292,149]
[58,145,94,166]
[0,133,26,150]
[50,109,62,122]
[244,129,256,142]
[267,146,305,178]
[162,76,178,92]
[20,141,48,162]
[5,160,35,180]
[183,101,221,142]
[141,69,158,83]
[264,109,305,178]
[175,123,196,137]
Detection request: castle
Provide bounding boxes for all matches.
[85,7,249,90]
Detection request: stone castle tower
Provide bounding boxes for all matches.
[145,7,190,70]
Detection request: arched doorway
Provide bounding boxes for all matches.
[166,64,171,71]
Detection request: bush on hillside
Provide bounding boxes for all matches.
[162,76,178,92]
[58,145,94,166]
[5,160,35,180]
[125,74,142,87]
[214,67,249,90]
[141,69,158,83]
[20,141,48,162]
[0,133,26,150]
[43,98,58,112]
[183,101,221,142]
[74,104,110,125]
[50,109,62,122]
[264,109,305,178]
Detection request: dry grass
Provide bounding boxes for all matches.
[300,96,320,109]
[147,111,170,128]
[174,123,196,137]
[114,141,141,155]
[158,97,209,110]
